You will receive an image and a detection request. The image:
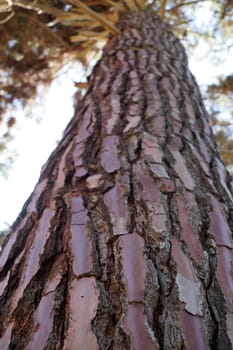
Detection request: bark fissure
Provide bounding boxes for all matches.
[0,9,233,350]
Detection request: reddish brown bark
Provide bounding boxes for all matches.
[0,10,233,350]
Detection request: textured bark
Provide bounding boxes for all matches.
[0,10,233,350]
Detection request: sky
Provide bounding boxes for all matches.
[0,2,232,231]
[0,64,81,230]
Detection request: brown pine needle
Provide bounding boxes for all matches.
[158,0,167,20]
[65,0,120,34]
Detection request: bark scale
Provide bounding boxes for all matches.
[0,10,233,350]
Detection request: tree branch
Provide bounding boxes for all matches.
[167,0,206,13]
[158,0,167,20]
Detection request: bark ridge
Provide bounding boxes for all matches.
[0,10,233,350]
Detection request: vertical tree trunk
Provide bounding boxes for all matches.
[0,9,233,350]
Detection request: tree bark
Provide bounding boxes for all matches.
[0,9,233,350]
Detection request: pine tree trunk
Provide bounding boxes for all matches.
[0,9,233,350]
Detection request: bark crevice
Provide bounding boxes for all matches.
[0,9,233,350]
